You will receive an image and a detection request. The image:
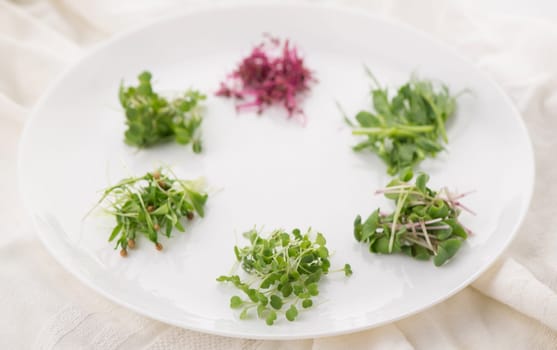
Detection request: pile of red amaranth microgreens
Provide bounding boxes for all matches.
[216,36,315,121]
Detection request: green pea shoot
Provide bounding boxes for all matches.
[348,69,458,175]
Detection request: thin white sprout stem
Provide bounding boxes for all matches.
[420,220,435,254]
[405,237,434,251]
[416,225,450,231]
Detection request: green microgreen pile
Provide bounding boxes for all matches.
[96,167,208,257]
[119,71,206,152]
[348,70,457,175]
[217,228,352,325]
[354,170,473,266]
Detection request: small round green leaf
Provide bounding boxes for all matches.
[230,296,243,309]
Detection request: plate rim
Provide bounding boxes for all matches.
[17,2,536,340]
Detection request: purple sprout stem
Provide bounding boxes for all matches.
[454,201,477,216]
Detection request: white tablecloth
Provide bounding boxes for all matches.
[2,0,557,348]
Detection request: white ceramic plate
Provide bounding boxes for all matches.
[19,4,534,339]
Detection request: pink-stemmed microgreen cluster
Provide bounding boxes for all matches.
[216,36,315,122]
[355,171,474,266]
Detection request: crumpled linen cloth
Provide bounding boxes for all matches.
[1,0,557,348]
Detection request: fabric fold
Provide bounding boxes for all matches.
[473,258,557,331]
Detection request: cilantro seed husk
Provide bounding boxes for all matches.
[348,70,458,175]
[354,170,472,266]
[119,71,206,151]
[96,167,208,256]
[127,239,136,249]
[217,228,351,324]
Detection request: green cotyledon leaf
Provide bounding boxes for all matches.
[433,239,463,266]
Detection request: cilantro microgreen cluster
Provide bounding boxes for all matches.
[217,228,352,325]
[119,71,206,152]
[348,70,457,175]
[354,170,472,266]
[97,167,208,257]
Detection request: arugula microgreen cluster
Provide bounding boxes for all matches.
[348,70,457,175]
[119,71,206,152]
[217,228,352,325]
[96,167,208,257]
[354,170,472,266]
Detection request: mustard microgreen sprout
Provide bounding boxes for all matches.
[349,70,457,175]
[354,170,472,266]
[95,167,208,256]
[119,71,206,152]
[217,228,352,325]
